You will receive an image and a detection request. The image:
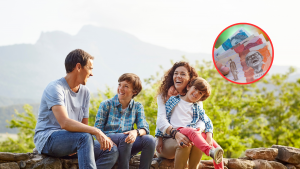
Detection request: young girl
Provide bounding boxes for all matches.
[159,77,224,167]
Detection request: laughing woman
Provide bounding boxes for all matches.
[155,61,204,169]
[94,73,155,169]
[155,61,224,169]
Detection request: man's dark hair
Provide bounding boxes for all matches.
[65,49,94,73]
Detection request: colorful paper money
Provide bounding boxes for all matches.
[215,26,272,83]
[219,43,272,82]
[214,28,251,57]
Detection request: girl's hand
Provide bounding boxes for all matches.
[206,132,213,146]
[196,127,202,132]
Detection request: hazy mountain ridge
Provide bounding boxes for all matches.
[1,25,299,101]
[0,25,211,101]
[1,25,300,134]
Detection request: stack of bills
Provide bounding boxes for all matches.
[214,28,272,83]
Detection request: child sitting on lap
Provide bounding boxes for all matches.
[166,77,224,166]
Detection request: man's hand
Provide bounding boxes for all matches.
[156,137,163,153]
[206,132,213,146]
[124,130,138,144]
[175,132,192,148]
[94,129,113,151]
[215,61,230,76]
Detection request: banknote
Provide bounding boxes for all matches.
[266,41,272,57]
[215,35,256,61]
[215,33,266,61]
[214,28,251,57]
[218,43,272,83]
[218,53,246,82]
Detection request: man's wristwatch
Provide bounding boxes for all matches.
[136,129,140,136]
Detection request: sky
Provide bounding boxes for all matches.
[1,0,300,67]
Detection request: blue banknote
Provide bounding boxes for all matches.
[214,28,251,58]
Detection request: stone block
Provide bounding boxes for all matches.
[286,164,296,169]
[245,148,278,161]
[32,157,62,169]
[0,162,20,169]
[227,158,255,169]
[272,145,300,164]
[253,159,287,169]
[0,152,29,161]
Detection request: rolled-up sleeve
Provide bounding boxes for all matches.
[199,108,213,133]
[94,101,109,131]
[135,103,150,134]
[195,101,205,132]
[156,95,172,134]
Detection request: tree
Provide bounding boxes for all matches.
[0,104,36,153]
[243,68,300,148]
[1,58,299,159]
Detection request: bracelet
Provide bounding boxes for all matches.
[136,129,140,136]
[170,128,176,137]
[172,130,178,139]
[170,128,178,139]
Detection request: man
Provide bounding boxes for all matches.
[245,51,264,74]
[34,49,118,169]
[229,59,239,81]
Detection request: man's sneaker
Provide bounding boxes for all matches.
[209,147,224,164]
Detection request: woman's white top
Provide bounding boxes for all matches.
[156,95,205,134]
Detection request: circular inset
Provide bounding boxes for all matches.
[212,23,274,84]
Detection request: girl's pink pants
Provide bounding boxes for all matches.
[178,127,224,169]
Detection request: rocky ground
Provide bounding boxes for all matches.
[0,145,299,169]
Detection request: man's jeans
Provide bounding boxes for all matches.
[108,133,155,169]
[42,130,119,169]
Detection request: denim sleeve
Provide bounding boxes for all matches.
[94,100,109,131]
[199,108,213,133]
[135,103,150,134]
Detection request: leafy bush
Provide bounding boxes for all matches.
[1,59,300,158]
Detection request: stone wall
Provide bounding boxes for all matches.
[0,145,299,169]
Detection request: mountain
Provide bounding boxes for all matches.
[0,25,300,134]
[0,25,211,101]
[1,25,300,101]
